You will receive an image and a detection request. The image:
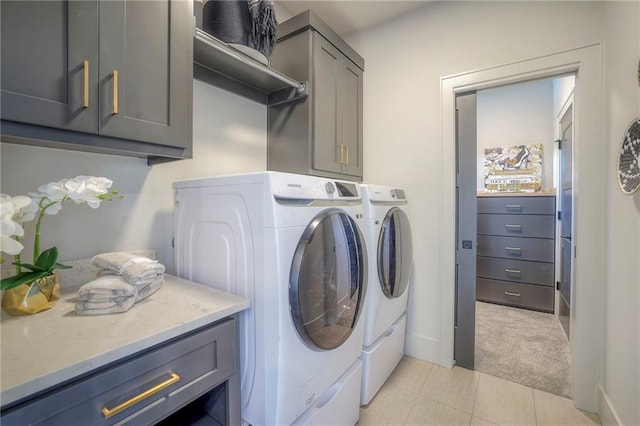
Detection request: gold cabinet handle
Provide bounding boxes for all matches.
[504,291,521,297]
[505,268,521,275]
[112,69,119,115]
[83,60,89,108]
[338,144,344,164]
[101,373,180,419]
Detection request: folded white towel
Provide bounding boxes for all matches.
[75,276,136,315]
[97,269,163,287]
[92,252,165,285]
[134,277,164,303]
[75,301,135,315]
[78,276,136,300]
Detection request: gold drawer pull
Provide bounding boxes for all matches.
[505,204,522,211]
[112,69,119,115]
[505,224,522,231]
[505,268,521,275]
[505,291,521,297]
[83,60,89,108]
[505,246,521,253]
[101,373,180,419]
[345,145,349,164]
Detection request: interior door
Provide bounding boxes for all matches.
[290,210,366,350]
[558,104,573,338]
[454,92,477,369]
[378,207,413,298]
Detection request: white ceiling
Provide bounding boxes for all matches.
[275,1,434,37]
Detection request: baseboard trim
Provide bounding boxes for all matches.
[598,384,623,426]
[404,333,439,364]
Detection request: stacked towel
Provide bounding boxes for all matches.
[75,253,165,315]
[92,252,165,286]
[75,276,136,315]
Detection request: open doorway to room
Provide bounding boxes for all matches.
[441,43,604,413]
[455,76,575,399]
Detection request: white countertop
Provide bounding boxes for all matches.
[0,274,249,407]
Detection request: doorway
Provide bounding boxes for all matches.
[454,76,575,398]
[440,44,604,413]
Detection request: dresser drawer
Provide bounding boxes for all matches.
[476,278,554,312]
[477,235,554,262]
[477,196,555,215]
[2,318,237,426]
[477,256,554,286]
[477,213,555,238]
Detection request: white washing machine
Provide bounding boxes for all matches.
[174,172,368,426]
[359,184,413,405]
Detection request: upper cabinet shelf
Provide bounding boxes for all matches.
[193,28,306,104]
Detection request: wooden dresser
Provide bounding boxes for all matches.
[476,194,556,312]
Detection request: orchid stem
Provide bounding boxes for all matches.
[14,236,22,274]
[34,199,62,262]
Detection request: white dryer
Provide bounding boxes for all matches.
[174,172,368,426]
[359,184,413,405]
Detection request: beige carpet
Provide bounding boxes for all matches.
[475,301,573,399]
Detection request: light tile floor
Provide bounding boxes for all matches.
[358,356,600,426]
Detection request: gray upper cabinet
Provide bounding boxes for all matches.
[1,0,193,163]
[1,1,99,133]
[268,11,364,181]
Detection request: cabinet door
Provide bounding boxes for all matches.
[98,0,192,148]
[312,32,342,174]
[341,59,363,177]
[1,1,98,133]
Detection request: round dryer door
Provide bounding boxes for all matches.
[290,209,366,351]
[378,207,413,299]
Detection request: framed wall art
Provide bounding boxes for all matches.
[483,143,543,192]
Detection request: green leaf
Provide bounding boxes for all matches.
[11,262,46,273]
[35,247,59,272]
[54,262,72,270]
[0,271,49,291]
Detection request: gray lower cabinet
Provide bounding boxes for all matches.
[268,11,364,181]
[0,318,239,425]
[0,0,193,163]
[476,195,556,312]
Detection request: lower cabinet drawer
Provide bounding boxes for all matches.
[477,235,555,262]
[2,318,237,426]
[477,256,554,286]
[476,278,554,312]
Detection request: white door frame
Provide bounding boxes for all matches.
[439,44,604,412]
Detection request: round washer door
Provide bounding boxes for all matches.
[290,209,366,351]
[378,207,413,299]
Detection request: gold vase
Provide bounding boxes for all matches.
[2,274,61,315]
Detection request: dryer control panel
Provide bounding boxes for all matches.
[271,173,361,201]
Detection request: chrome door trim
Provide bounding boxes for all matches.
[377,207,413,299]
[289,208,367,351]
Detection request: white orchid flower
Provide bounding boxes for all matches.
[13,197,38,223]
[37,181,67,202]
[0,194,32,255]
[63,176,113,208]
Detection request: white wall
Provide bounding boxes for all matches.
[601,2,640,425]
[476,79,555,191]
[346,1,639,421]
[345,0,604,364]
[0,80,267,273]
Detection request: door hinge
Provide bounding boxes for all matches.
[556,280,560,290]
[557,211,561,220]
